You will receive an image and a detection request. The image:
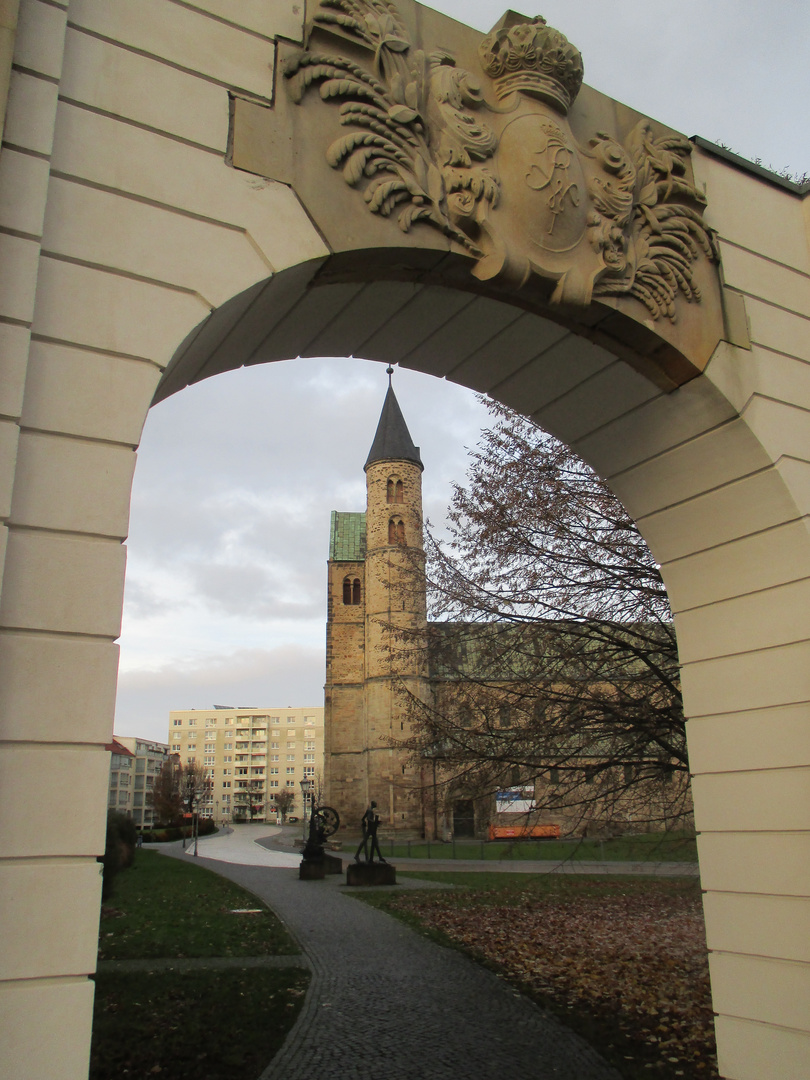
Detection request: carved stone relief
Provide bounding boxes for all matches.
[285,1,717,322]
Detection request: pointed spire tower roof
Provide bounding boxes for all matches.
[364,367,424,473]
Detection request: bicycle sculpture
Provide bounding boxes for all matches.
[302,804,340,864]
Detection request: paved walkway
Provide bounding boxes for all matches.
[160,825,623,1080]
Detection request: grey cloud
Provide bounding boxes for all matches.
[114,646,326,743]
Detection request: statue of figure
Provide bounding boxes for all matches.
[354,800,386,864]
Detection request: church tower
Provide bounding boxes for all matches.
[324,370,429,832]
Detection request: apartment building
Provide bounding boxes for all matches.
[117,737,171,829]
[168,706,325,822]
[106,738,135,817]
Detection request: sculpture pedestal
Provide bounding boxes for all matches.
[299,859,325,880]
[346,861,397,886]
[323,853,343,875]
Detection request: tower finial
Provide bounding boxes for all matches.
[386,365,394,386]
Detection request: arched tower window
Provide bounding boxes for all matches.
[388,518,405,545]
[342,576,361,605]
[387,477,405,503]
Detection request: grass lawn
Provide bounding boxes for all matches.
[359,872,717,1080]
[98,849,298,960]
[92,850,308,1079]
[376,831,698,863]
[91,968,308,1080]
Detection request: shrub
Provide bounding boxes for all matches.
[100,811,137,899]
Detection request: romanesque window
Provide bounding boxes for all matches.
[343,575,361,604]
[388,518,405,544]
[387,477,404,503]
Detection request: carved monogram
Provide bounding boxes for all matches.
[285,1,716,321]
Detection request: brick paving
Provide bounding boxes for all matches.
[176,851,622,1080]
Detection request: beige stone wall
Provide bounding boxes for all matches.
[324,556,367,816]
[0,0,20,138]
[363,459,428,828]
[0,1,808,1076]
[0,2,320,1077]
[325,460,429,830]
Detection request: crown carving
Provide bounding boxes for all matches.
[478,16,583,113]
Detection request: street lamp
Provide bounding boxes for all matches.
[300,778,314,841]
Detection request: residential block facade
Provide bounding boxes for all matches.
[106,736,170,828]
[168,706,325,822]
[116,737,171,828]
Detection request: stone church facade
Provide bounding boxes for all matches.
[324,376,430,833]
[324,379,691,840]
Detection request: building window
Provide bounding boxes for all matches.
[270,767,279,775]
[387,477,404,503]
[269,780,279,788]
[287,754,295,762]
[304,716,316,726]
[303,753,315,762]
[287,717,296,724]
[388,518,405,544]
[286,766,295,774]
[303,765,315,777]
[173,719,182,726]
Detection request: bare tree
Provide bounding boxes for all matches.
[272,787,296,823]
[180,761,209,816]
[147,755,183,825]
[395,399,689,834]
[233,778,266,822]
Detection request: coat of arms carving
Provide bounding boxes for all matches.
[286,2,717,322]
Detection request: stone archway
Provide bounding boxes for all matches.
[1,3,808,1079]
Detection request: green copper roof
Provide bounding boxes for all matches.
[329,511,366,561]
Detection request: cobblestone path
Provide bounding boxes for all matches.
[184,856,621,1080]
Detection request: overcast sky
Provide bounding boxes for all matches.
[113,0,810,742]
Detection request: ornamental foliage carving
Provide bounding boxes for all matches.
[286,1,717,321]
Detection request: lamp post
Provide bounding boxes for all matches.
[300,778,314,841]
